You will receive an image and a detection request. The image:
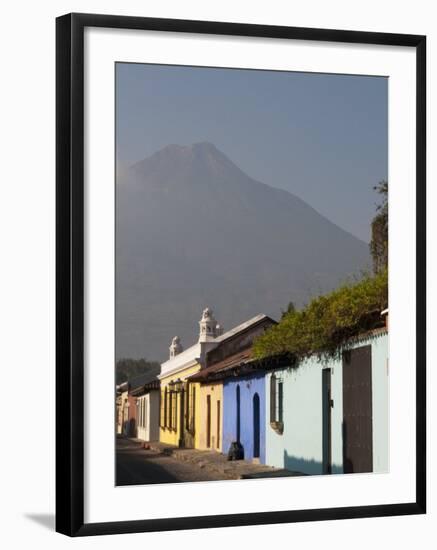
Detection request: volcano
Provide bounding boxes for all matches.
[116,142,370,360]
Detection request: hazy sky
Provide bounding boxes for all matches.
[116,63,387,242]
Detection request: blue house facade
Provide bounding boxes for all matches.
[184,310,388,477]
[223,373,266,463]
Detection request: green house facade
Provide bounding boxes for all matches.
[265,329,389,475]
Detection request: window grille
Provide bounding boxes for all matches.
[171,391,177,430]
[270,374,284,433]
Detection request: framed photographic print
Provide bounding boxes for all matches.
[56,12,426,536]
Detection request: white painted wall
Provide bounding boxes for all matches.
[136,391,160,442]
[371,334,390,472]
[136,395,148,442]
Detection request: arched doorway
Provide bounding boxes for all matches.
[253,393,260,458]
[236,385,241,442]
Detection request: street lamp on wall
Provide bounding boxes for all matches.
[173,378,184,393]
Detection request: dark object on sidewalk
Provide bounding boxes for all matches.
[227,441,244,461]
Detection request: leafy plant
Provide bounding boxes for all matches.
[253,269,388,360]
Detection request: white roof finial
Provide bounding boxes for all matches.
[199,307,219,342]
[169,335,183,359]
[202,307,213,320]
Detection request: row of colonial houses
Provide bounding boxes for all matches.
[116,307,389,475]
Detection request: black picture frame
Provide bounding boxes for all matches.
[56,12,426,537]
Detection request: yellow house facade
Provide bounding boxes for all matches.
[158,308,221,448]
[159,361,202,448]
[158,308,276,452]
[197,382,223,451]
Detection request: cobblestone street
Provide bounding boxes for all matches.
[116,437,225,485]
[116,437,301,485]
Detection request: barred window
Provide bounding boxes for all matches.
[185,383,190,430]
[159,391,163,427]
[167,388,171,428]
[171,391,177,430]
[278,381,283,423]
[270,374,276,423]
[188,385,196,432]
[161,388,168,428]
[167,389,171,429]
[270,374,284,427]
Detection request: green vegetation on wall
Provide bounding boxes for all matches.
[253,269,388,360]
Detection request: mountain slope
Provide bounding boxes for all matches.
[116,142,370,360]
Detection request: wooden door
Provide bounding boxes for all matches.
[206,395,211,448]
[322,368,332,474]
[216,400,221,449]
[342,345,373,473]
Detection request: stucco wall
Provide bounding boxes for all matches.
[370,333,389,472]
[136,394,148,442]
[121,392,137,437]
[223,373,266,463]
[265,360,325,474]
[265,332,388,475]
[136,391,160,442]
[197,382,223,451]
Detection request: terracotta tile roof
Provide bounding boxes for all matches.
[187,349,253,382]
[129,371,161,395]
[188,351,295,383]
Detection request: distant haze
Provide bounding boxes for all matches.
[116,64,387,361]
[116,142,371,361]
[116,63,388,242]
